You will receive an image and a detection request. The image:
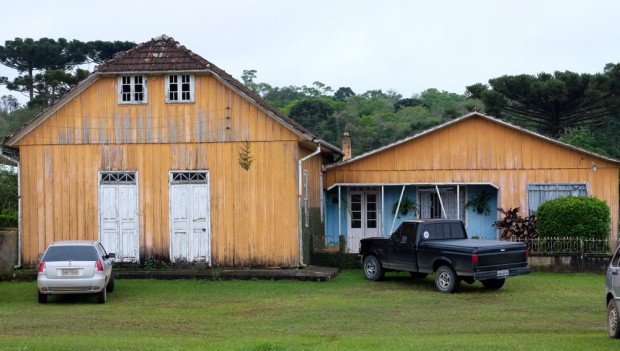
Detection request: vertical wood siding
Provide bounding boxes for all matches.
[324,116,619,238]
[17,74,306,266]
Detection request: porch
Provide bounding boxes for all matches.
[323,183,500,253]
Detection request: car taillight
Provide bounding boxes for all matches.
[38,261,46,273]
[471,253,479,266]
[95,260,104,271]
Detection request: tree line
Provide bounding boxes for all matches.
[1,37,619,160]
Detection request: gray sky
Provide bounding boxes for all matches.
[1,0,619,104]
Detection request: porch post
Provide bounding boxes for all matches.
[389,185,406,234]
[435,185,447,218]
[457,185,460,220]
[381,186,385,236]
[338,185,342,241]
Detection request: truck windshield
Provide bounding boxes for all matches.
[422,222,466,240]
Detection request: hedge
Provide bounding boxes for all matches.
[536,196,610,239]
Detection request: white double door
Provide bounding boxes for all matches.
[99,172,139,262]
[347,188,381,253]
[169,172,211,263]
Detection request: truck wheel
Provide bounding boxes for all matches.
[363,255,384,281]
[409,272,428,279]
[435,265,460,293]
[608,299,620,338]
[481,278,505,290]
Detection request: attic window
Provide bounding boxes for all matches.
[118,75,147,104]
[166,74,194,103]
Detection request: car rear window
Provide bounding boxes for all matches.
[43,246,99,262]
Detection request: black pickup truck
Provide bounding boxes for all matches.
[359,219,530,293]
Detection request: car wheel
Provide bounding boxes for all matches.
[106,275,115,293]
[435,265,460,293]
[363,255,384,281]
[481,278,505,290]
[409,272,428,279]
[97,287,107,304]
[608,299,620,338]
[38,291,47,304]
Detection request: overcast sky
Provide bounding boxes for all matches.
[1,0,619,104]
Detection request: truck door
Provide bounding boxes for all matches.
[386,222,418,271]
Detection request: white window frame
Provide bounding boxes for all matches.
[118,75,147,104]
[166,74,195,103]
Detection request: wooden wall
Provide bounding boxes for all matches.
[17,74,312,266]
[324,116,619,238]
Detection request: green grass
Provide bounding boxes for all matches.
[0,271,615,350]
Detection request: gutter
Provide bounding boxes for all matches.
[15,158,21,269]
[298,143,321,266]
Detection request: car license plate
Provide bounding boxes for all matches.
[62,268,79,276]
[496,269,509,278]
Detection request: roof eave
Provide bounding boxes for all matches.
[324,112,620,170]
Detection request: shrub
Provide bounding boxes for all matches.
[494,207,537,240]
[536,196,610,239]
[0,211,18,228]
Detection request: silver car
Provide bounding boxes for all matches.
[606,245,620,338]
[37,240,116,304]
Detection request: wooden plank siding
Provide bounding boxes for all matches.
[324,116,619,239]
[15,73,313,267]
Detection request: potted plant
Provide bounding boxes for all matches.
[392,197,419,218]
[465,189,493,215]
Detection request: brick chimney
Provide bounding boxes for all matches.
[342,132,352,161]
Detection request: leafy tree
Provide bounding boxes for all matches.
[466,65,620,137]
[241,69,272,97]
[0,37,135,107]
[333,87,355,101]
[394,97,426,111]
[264,86,306,108]
[0,169,18,221]
[558,128,608,156]
[0,95,19,114]
[419,88,468,118]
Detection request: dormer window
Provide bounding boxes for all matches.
[166,74,194,103]
[119,75,147,104]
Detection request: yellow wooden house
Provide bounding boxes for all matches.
[3,35,341,267]
[323,112,619,252]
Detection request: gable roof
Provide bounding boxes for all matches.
[95,35,210,72]
[3,35,342,155]
[325,112,620,169]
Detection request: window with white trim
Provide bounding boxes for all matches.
[119,76,147,103]
[166,74,194,103]
[527,183,588,214]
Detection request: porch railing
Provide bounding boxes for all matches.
[509,237,612,256]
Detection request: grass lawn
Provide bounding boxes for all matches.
[0,270,615,350]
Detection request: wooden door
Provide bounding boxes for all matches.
[169,171,211,263]
[99,172,139,262]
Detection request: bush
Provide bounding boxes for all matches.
[536,196,610,239]
[310,251,360,269]
[0,211,18,228]
[494,207,537,240]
